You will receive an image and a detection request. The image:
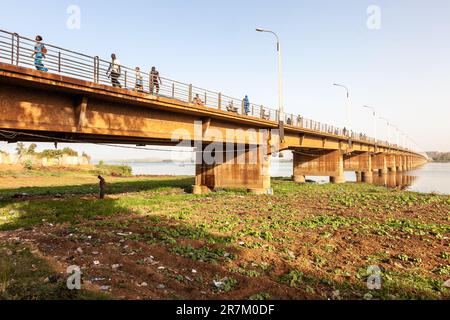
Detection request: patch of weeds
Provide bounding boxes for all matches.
[313,254,328,267]
[170,245,234,264]
[433,265,450,276]
[278,270,303,288]
[229,267,261,278]
[213,277,238,293]
[396,254,409,262]
[440,252,450,260]
[248,292,271,300]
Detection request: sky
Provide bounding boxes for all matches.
[0,0,449,160]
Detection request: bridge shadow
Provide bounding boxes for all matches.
[0,177,195,201]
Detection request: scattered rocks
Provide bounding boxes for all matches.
[332,290,341,300]
[111,264,121,270]
[138,282,148,287]
[142,256,158,265]
[157,284,166,290]
[191,269,197,274]
[91,277,106,282]
[76,247,83,254]
[100,285,111,291]
[93,260,100,266]
[287,250,296,259]
[443,279,450,288]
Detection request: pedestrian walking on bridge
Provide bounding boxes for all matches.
[107,54,122,88]
[31,35,48,72]
[243,95,250,115]
[150,66,162,95]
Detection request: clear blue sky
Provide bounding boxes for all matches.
[1,0,449,159]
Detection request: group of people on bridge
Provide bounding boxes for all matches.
[30,35,286,124]
[106,53,162,95]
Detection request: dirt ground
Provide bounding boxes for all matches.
[0,171,449,300]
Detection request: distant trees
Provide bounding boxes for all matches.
[39,148,79,158]
[427,152,450,162]
[15,142,26,156]
[27,143,37,155]
[13,143,88,159]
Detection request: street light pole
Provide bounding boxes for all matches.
[256,28,284,140]
[333,83,351,131]
[379,117,391,145]
[362,105,377,143]
[391,124,400,147]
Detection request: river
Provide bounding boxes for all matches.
[106,161,450,195]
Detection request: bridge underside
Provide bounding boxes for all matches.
[0,63,428,193]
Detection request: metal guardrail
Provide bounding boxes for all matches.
[0,29,412,151]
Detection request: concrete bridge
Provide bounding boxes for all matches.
[0,30,427,194]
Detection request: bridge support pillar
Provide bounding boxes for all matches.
[372,154,388,175]
[387,155,397,173]
[343,152,373,183]
[361,171,373,184]
[293,150,345,184]
[395,155,403,172]
[404,156,411,171]
[193,144,272,195]
[355,171,362,182]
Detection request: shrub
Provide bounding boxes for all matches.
[90,164,132,177]
[23,160,33,170]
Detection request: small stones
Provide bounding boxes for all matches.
[111,264,121,270]
[100,285,111,291]
[191,269,197,274]
[93,260,100,266]
[443,279,450,288]
[76,247,83,254]
[156,284,166,290]
[332,290,341,300]
[137,282,148,287]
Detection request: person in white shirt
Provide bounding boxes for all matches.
[135,67,144,92]
[107,53,122,88]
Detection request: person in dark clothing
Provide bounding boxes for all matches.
[243,95,250,115]
[150,66,162,95]
[98,175,106,199]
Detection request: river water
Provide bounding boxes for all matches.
[107,161,450,195]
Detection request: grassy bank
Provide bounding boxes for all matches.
[0,171,449,300]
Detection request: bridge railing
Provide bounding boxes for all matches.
[0,29,411,151]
